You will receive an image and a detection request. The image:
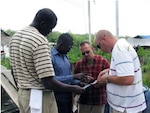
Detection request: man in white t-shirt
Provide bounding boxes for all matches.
[94,30,146,113]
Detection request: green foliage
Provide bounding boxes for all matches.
[5,29,16,36]
[67,34,88,63]
[142,73,150,88]
[136,47,150,88]
[137,47,150,73]
[1,57,11,69]
[47,31,61,42]
[68,46,82,63]
[94,47,111,61]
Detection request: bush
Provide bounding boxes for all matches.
[143,73,150,88]
[1,57,11,69]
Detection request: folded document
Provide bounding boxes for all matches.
[83,80,97,89]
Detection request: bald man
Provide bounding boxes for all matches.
[94,30,146,113]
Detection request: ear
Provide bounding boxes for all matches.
[102,35,106,41]
[92,47,95,51]
[58,42,64,47]
[40,21,46,28]
[91,46,94,51]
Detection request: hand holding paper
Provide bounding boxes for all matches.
[83,80,97,89]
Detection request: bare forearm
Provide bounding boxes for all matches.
[107,76,134,85]
[97,72,134,85]
[42,77,75,92]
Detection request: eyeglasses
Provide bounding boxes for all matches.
[96,42,101,49]
[82,51,90,56]
[96,35,105,49]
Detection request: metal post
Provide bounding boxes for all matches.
[88,0,91,44]
[116,0,119,38]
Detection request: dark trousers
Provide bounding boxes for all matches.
[56,100,72,113]
[143,90,150,113]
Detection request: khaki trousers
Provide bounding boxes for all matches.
[18,89,58,113]
[78,104,104,113]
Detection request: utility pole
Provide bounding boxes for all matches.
[116,0,119,38]
[88,0,91,44]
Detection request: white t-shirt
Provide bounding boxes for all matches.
[107,39,146,113]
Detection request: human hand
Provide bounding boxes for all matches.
[93,82,102,88]
[97,71,109,84]
[98,69,109,77]
[73,73,86,80]
[72,85,85,94]
[73,73,94,83]
[86,74,95,83]
[78,81,88,87]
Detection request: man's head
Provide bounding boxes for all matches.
[95,29,117,53]
[79,41,95,61]
[31,8,57,36]
[56,33,73,54]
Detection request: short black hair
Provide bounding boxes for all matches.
[57,33,73,45]
[33,8,57,29]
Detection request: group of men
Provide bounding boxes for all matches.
[9,8,148,113]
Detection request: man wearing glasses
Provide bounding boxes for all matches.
[74,41,110,113]
[95,30,146,113]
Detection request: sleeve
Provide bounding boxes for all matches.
[33,43,55,79]
[71,79,80,85]
[103,58,110,69]
[72,62,81,85]
[54,75,73,84]
[73,62,80,74]
[114,51,134,76]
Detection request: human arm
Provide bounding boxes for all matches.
[51,49,88,84]
[97,50,135,85]
[41,76,84,94]
[54,73,92,87]
[54,75,75,84]
[54,73,88,84]
[97,69,134,85]
[106,75,134,85]
[34,43,84,94]
[73,73,94,86]
[54,75,86,87]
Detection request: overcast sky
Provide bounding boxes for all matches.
[0,0,150,37]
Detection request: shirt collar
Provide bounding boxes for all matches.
[82,54,97,63]
[51,47,66,57]
[51,47,59,55]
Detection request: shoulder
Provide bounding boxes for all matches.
[24,26,49,44]
[75,59,84,65]
[94,55,110,65]
[95,54,108,61]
